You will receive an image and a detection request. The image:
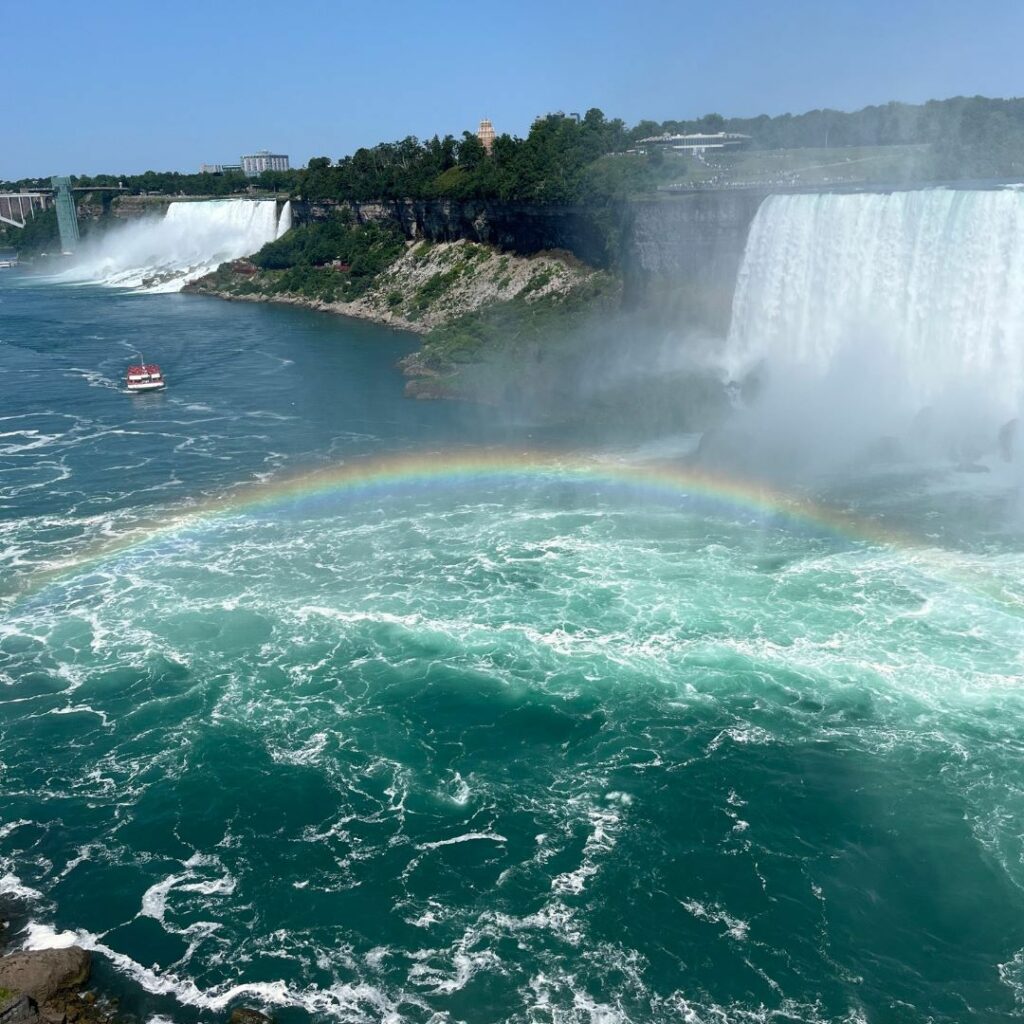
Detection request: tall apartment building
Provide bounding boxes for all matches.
[241,151,291,177]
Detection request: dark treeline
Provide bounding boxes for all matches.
[3,208,59,253]
[289,96,1024,196]
[0,110,651,204]
[298,109,650,203]
[1,170,254,196]
[4,96,1024,207]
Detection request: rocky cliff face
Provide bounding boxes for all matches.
[108,195,172,219]
[292,192,766,331]
[624,191,766,280]
[623,191,767,332]
[73,195,173,223]
[188,238,601,335]
[293,198,621,270]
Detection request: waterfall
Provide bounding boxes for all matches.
[276,200,293,239]
[720,188,1024,465]
[58,199,286,293]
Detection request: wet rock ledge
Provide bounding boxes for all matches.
[0,948,272,1024]
[0,947,101,1024]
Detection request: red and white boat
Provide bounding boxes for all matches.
[125,361,166,393]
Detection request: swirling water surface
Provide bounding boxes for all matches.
[2,275,1024,1024]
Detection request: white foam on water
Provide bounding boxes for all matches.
[551,803,623,896]
[269,730,329,766]
[678,899,750,942]
[998,948,1024,1007]
[137,853,235,933]
[23,924,79,949]
[407,942,502,996]
[445,772,472,806]
[0,873,42,901]
[0,430,65,455]
[416,832,507,851]
[45,705,111,726]
[0,821,33,840]
[22,923,421,1020]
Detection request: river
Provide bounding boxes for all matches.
[2,268,1024,1024]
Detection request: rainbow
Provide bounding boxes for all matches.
[9,448,905,603]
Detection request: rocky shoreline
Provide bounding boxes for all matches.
[182,285,429,335]
[184,239,608,400]
[0,945,271,1024]
[0,947,101,1024]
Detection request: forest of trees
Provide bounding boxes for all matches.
[4,96,1024,211]
[1,208,59,253]
[296,108,650,203]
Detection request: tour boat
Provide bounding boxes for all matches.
[125,361,166,392]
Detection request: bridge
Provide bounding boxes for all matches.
[0,185,129,226]
[0,192,49,229]
[1,181,133,251]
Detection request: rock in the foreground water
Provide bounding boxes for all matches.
[229,1009,272,1024]
[0,948,100,1024]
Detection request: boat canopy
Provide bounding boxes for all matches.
[127,364,163,378]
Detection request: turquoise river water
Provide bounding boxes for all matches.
[2,274,1024,1024]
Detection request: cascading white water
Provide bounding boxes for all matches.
[721,188,1024,465]
[60,199,290,293]
[275,200,292,239]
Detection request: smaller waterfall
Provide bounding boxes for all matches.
[57,199,287,293]
[276,200,293,239]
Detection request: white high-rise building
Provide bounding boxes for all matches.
[241,151,291,177]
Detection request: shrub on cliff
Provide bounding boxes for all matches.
[252,218,405,296]
[253,218,406,302]
[420,272,619,368]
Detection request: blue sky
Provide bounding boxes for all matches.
[8,0,1024,179]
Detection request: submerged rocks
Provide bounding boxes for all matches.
[228,1009,273,1024]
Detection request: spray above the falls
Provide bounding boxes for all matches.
[718,188,1024,467]
[59,199,289,293]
